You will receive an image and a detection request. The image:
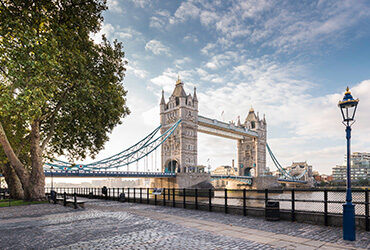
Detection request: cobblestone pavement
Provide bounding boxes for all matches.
[0,199,368,250]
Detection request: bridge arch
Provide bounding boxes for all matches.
[165,159,180,173]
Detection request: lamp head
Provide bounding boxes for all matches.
[338,87,359,122]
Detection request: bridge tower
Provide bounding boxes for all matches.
[160,78,198,173]
[237,108,267,177]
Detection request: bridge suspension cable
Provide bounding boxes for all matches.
[266,143,307,180]
[46,120,182,171]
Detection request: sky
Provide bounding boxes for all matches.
[84,0,370,175]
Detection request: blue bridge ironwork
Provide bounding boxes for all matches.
[44,170,176,178]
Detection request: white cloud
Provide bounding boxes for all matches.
[107,0,123,13]
[145,40,171,56]
[116,27,144,41]
[184,34,199,43]
[201,43,216,55]
[126,63,148,79]
[174,57,192,66]
[204,51,239,70]
[173,1,200,22]
[129,0,151,8]
[150,10,171,29]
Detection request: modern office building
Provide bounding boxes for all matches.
[332,152,370,181]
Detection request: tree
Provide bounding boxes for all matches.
[0,0,130,200]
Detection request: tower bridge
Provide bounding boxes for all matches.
[160,78,266,178]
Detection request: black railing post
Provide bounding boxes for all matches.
[264,189,268,204]
[243,188,247,216]
[183,188,186,209]
[127,188,130,203]
[74,193,77,209]
[147,188,149,204]
[163,188,166,206]
[155,192,157,206]
[172,188,176,207]
[291,189,295,222]
[168,187,171,201]
[365,189,369,231]
[63,192,66,206]
[324,189,328,226]
[140,188,142,203]
[195,188,198,210]
[133,188,136,203]
[112,188,115,200]
[224,188,228,214]
[209,188,212,212]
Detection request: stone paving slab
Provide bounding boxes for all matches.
[0,199,369,250]
[118,201,369,249]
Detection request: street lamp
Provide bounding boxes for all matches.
[338,87,359,241]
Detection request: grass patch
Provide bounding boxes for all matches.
[0,200,48,207]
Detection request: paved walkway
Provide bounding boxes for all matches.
[0,199,369,249]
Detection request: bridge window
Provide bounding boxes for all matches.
[176,97,179,106]
[251,121,255,129]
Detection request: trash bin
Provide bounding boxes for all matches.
[265,201,280,221]
[50,190,57,204]
[119,193,126,202]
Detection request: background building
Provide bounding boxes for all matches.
[332,152,370,181]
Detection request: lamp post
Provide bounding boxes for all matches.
[338,87,359,241]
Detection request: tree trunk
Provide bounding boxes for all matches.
[1,163,24,199]
[0,122,30,193]
[26,120,45,201]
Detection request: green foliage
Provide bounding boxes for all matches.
[0,0,129,163]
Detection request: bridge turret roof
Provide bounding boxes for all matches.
[160,90,166,104]
[172,78,187,97]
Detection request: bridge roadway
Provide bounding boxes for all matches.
[43,170,254,182]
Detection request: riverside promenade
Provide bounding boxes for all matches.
[0,199,369,249]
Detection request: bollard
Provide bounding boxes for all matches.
[183,188,186,209]
[140,188,142,203]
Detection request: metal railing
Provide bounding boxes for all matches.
[45,187,369,231]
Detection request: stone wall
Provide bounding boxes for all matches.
[252,176,281,189]
[175,173,211,188]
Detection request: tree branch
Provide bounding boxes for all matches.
[40,82,78,151]
[40,111,57,152]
